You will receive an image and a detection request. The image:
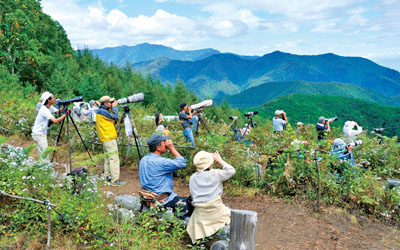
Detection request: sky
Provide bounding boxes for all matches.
[41,0,400,71]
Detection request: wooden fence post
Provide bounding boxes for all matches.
[229,209,257,250]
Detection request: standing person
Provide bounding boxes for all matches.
[316,116,331,141]
[273,110,288,133]
[32,92,68,159]
[139,134,193,217]
[187,151,235,243]
[179,103,198,146]
[89,100,100,124]
[155,112,166,135]
[343,121,363,141]
[96,96,126,187]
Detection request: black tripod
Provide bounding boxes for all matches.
[242,115,256,139]
[118,105,144,166]
[51,110,94,173]
[195,110,211,136]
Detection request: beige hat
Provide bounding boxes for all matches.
[99,96,115,103]
[275,110,284,116]
[297,122,304,126]
[193,151,214,172]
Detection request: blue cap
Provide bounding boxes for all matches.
[147,134,169,148]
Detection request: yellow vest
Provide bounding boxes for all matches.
[96,114,117,143]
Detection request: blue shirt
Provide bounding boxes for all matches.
[316,123,328,140]
[139,153,187,204]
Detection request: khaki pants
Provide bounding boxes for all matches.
[103,139,120,183]
[32,134,48,159]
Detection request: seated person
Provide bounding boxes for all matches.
[139,134,193,218]
[330,138,355,166]
[187,150,235,243]
[316,116,331,141]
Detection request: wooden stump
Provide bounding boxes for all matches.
[229,209,257,250]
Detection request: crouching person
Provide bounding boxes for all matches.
[139,134,193,218]
[187,151,235,244]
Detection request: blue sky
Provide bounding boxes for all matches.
[41,0,400,71]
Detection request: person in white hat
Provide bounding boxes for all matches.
[329,138,355,166]
[36,91,59,113]
[273,110,288,133]
[187,150,235,243]
[96,95,126,187]
[32,92,68,159]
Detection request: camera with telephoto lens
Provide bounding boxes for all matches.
[117,93,144,105]
[229,115,238,120]
[347,139,363,147]
[373,128,385,133]
[190,99,213,110]
[56,96,83,106]
[326,117,338,123]
[244,110,258,117]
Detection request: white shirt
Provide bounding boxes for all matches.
[273,117,287,132]
[32,105,55,135]
[189,163,235,204]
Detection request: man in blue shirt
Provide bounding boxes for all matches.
[139,134,193,217]
[316,116,331,140]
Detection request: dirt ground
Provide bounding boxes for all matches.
[6,137,400,250]
[103,166,400,250]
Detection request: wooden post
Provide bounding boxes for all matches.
[315,151,321,211]
[229,210,257,250]
[47,205,51,249]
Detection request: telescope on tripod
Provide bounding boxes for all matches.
[51,96,94,173]
[190,100,213,136]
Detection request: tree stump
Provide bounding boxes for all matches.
[229,209,257,250]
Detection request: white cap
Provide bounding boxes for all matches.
[41,92,52,102]
[275,110,284,116]
[297,122,304,126]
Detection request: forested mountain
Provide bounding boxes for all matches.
[254,94,400,137]
[217,80,400,108]
[89,43,220,65]
[132,51,400,99]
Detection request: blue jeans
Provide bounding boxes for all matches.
[163,195,194,219]
[183,128,195,146]
[190,115,198,133]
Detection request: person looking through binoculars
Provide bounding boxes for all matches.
[179,102,200,147]
[32,92,68,159]
[330,138,362,166]
[273,110,288,133]
[96,96,126,187]
[316,116,337,140]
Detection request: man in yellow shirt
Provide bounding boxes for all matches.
[96,96,126,187]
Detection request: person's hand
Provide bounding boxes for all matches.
[165,139,174,149]
[213,151,223,163]
[112,100,118,107]
[63,108,71,115]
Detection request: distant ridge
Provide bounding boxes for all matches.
[89,43,220,65]
[131,51,400,99]
[216,80,400,108]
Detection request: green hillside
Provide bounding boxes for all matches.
[132,51,400,100]
[254,94,400,137]
[218,80,399,108]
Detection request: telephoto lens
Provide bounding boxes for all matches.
[117,93,144,104]
[56,96,84,106]
[229,116,238,120]
[244,110,258,117]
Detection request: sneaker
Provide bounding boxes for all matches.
[111,180,127,187]
[105,176,111,183]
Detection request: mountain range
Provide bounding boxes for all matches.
[89,43,400,108]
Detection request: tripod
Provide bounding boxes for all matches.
[195,110,211,136]
[118,105,144,166]
[51,110,94,173]
[242,115,256,139]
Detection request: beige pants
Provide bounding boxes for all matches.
[32,134,48,159]
[103,139,120,183]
